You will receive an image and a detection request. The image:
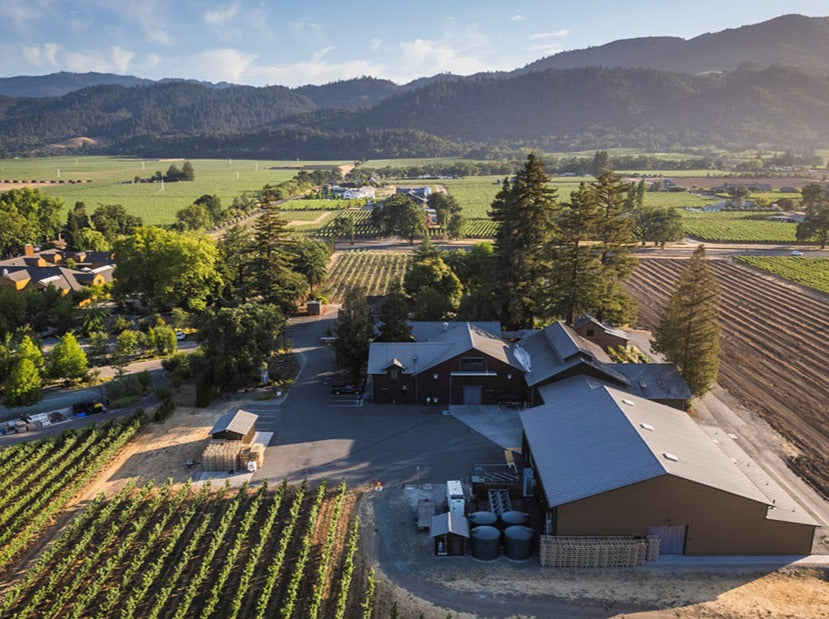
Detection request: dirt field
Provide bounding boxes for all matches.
[626,258,829,500]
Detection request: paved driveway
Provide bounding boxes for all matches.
[251,310,505,487]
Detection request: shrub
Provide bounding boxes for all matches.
[153,397,176,423]
[137,370,153,391]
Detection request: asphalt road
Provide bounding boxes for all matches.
[250,309,505,488]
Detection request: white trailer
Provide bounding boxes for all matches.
[446,480,465,517]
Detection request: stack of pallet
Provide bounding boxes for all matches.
[202,441,242,472]
[238,443,264,469]
[487,489,512,516]
[646,535,661,561]
[539,536,649,568]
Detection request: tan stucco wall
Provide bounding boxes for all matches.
[555,476,815,555]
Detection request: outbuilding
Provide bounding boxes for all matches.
[521,386,818,556]
[430,512,470,556]
[209,409,258,443]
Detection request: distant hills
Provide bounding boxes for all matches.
[516,14,829,76]
[2,14,829,157]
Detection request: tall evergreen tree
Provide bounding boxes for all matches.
[489,154,559,329]
[334,286,373,384]
[250,203,307,313]
[377,282,412,342]
[545,184,604,325]
[796,184,829,248]
[64,202,91,249]
[652,245,721,398]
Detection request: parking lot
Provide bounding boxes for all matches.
[250,311,505,488]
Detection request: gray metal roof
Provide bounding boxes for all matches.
[368,322,523,375]
[609,364,692,401]
[410,321,501,342]
[430,512,470,538]
[521,387,775,508]
[574,315,630,340]
[519,323,624,387]
[210,409,257,436]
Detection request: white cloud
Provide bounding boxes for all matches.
[395,32,508,81]
[370,38,383,53]
[110,46,135,73]
[204,2,240,24]
[511,15,525,21]
[530,29,570,39]
[3,0,47,29]
[188,48,257,83]
[107,0,174,46]
[290,17,323,31]
[22,42,60,68]
[61,45,137,74]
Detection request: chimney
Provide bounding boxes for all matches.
[24,244,35,257]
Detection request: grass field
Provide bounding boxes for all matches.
[0,156,346,226]
[735,256,829,294]
[683,211,798,243]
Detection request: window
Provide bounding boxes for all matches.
[389,368,399,380]
[586,328,595,337]
[460,357,485,372]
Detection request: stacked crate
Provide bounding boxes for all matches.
[538,536,651,568]
[487,489,512,516]
[646,535,661,561]
[238,443,264,469]
[202,441,242,472]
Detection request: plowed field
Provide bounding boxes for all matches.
[627,258,829,499]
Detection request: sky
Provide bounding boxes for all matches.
[1,1,827,87]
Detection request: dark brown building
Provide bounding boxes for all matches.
[521,386,817,556]
[209,409,257,443]
[573,315,630,353]
[368,322,527,405]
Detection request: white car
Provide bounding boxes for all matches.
[790,250,803,257]
[175,331,186,341]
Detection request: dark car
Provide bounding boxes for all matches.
[330,384,362,396]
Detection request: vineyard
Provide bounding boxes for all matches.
[682,211,799,243]
[0,479,370,619]
[735,256,829,294]
[326,251,412,303]
[0,414,143,573]
[627,258,829,499]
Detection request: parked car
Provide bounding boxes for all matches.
[175,331,187,341]
[330,383,362,396]
[790,250,803,256]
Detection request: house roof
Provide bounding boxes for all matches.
[368,322,523,375]
[521,386,789,512]
[430,512,470,538]
[210,409,257,436]
[573,315,629,341]
[517,322,623,387]
[608,363,692,401]
[410,321,501,342]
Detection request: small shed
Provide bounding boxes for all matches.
[430,512,469,556]
[209,409,257,443]
[417,498,436,530]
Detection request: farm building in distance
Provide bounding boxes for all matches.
[209,409,257,443]
[520,385,818,555]
[573,314,630,353]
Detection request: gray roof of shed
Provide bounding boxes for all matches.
[210,409,257,436]
[430,512,470,537]
[609,363,692,401]
[521,387,777,509]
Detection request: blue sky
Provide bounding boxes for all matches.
[1,1,827,87]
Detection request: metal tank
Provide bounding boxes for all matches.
[470,525,500,561]
[468,511,498,528]
[503,525,534,561]
[499,511,529,529]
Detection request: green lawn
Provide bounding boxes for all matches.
[735,256,829,294]
[683,211,799,243]
[0,156,347,225]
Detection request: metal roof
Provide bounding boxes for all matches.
[609,364,692,401]
[574,315,630,340]
[521,386,776,508]
[210,409,257,437]
[410,321,501,342]
[368,322,523,375]
[429,512,470,538]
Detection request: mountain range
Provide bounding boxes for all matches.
[2,14,829,158]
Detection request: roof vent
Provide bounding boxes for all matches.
[662,452,679,462]
[621,398,635,406]
[639,422,654,431]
